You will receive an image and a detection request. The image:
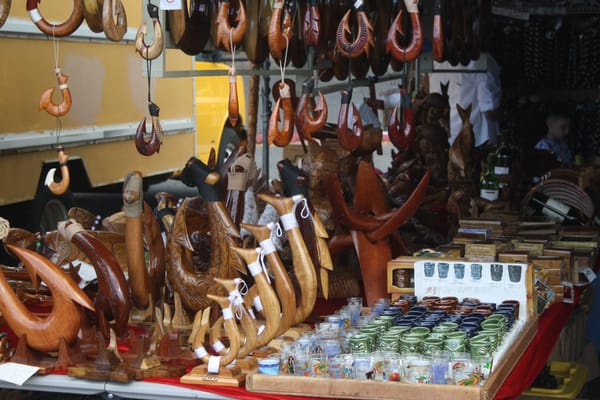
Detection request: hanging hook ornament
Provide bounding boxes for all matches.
[268,81,294,147]
[335,0,374,59]
[337,87,363,151]
[39,69,72,118]
[0,0,11,29]
[136,3,164,60]
[386,0,424,63]
[135,102,162,156]
[45,145,71,196]
[215,0,247,52]
[295,76,328,142]
[102,0,127,42]
[26,0,84,37]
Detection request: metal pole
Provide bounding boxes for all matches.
[261,60,271,182]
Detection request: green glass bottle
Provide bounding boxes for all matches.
[480,153,500,202]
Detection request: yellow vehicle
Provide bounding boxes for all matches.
[0,1,245,235]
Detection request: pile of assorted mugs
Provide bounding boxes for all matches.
[258,296,521,386]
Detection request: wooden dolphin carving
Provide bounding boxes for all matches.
[0,245,94,353]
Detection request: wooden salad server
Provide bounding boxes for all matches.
[258,194,317,325]
[123,171,151,310]
[335,0,374,59]
[58,220,131,338]
[386,0,423,63]
[337,87,364,152]
[268,0,293,61]
[432,0,444,62]
[295,76,328,142]
[26,0,84,37]
[215,0,247,52]
[44,145,70,196]
[82,0,103,33]
[135,102,162,156]
[0,0,11,29]
[39,70,72,118]
[0,245,94,353]
[102,0,127,42]
[232,247,280,348]
[241,223,296,337]
[210,277,257,360]
[136,3,164,60]
[268,81,294,147]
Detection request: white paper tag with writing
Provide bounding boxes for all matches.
[580,267,597,283]
[160,0,182,10]
[0,363,40,386]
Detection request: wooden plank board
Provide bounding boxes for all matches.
[246,318,538,400]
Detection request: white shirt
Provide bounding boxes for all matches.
[429,55,502,147]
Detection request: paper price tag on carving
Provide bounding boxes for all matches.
[160,0,182,10]
[0,363,40,386]
[579,267,597,283]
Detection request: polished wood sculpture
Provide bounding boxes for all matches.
[102,0,126,42]
[135,102,162,156]
[303,0,320,48]
[26,0,84,37]
[0,0,11,29]
[243,0,270,65]
[268,81,294,147]
[258,194,317,325]
[295,76,328,142]
[167,0,211,55]
[228,69,240,127]
[337,87,364,152]
[225,153,254,227]
[268,0,293,61]
[215,0,247,52]
[44,145,70,196]
[58,220,131,338]
[432,0,444,62]
[82,0,103,33]
[386,0,423,63]
[0,245,94,352]
[135,3,164,60]
[241,223,296,337]
[39,70,72,117]
[232,247,280,348]
[335,3,374,58]
[327,162,430,305]
[388,92,415,151]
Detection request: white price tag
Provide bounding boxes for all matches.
[160,0,182,10]
[579,267,597,283]
[0,363,40,386]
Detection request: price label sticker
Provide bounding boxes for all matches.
[579,267,597,283]
[160,0,182,10]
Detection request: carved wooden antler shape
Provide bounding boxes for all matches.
[39,70,72,117]
[268,81,294,147]
[386,0,423,63]
[83,0,103,33]
[268,0,293,60]
[432,0,444,62]
[258,193,317,325]
[211,277,257,358]
[295,77,327,142]
[232,247,280,347]
[337,87,363,152]
[58,220,131,338]
[102,0,127,42]
[44,145,70,196]
[242,223,295,336]
[26,0,84,37]
[136,3,164,60]
[335,2,374,59]
[216,0,247,52]
[0,0,11,29]
[0,245,94,353]
[123,171,151,310]
[135,102,162,156]
[303,0,320,47]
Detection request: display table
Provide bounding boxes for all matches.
[0,298,578,400]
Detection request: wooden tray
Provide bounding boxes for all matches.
[246,317,538,400]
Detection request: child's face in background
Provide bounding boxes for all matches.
[547,116,571,140]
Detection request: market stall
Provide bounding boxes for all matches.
[0,0,599,399]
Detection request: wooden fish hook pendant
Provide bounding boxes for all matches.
[303,0,320,48]
[45,145,71,196]
[228,68,239,127]
[337,87,363,152]
[432,0,444,62]
[268,0,293,61]
[0,0,11,29]
[335,0,374,59]
[136,3,164,60]
[39,69,72,118]
[102,0,127,42]
[388,89,415,150]
[295,76,328,142]
[215,0,247,52]
[135,102,162,156]
[386,0,424,63]
[82,0,104,33]
[26,0,84,37]
[268,81,294,147]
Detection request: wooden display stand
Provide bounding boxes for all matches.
[180,364,247,387]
